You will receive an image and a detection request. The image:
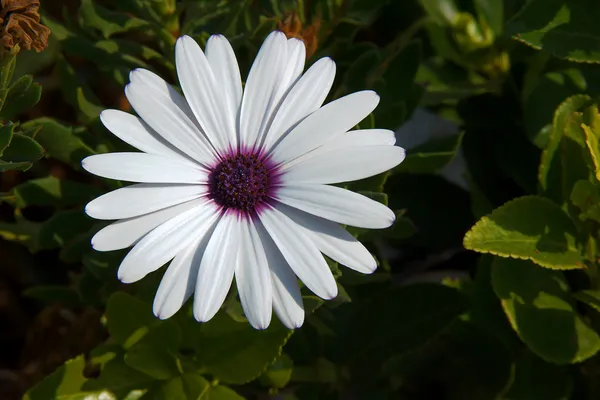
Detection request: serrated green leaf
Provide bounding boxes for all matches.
[583,123,600,181]
[464,196,583,270]
[395,132,464,174]
[2,133,44,163]
[491,257,600,364]
[20,118,95,167]
[13,176,103,208]
[181,312,292,385]
[570,180,600,222]
[538,95,596,204]
[507,0,600,63]
[259,354,293,389]
[0,159,33,171]
[79,0,150,39]
[0,123,15,155]
[0,77,42,120]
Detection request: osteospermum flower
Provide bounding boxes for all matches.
[83,31,406,329]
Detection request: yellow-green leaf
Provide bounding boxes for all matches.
[464,195,583,269]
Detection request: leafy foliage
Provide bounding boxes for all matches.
[5,0,600,399]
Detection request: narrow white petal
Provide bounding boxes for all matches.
[85,183,207,220]
[259,205,338,299]
[274,38,306,101]
[263,57,336,149]
[82,153,207,184]
[239,31,288,147]
[129,68,195,121]
[153,219,218,320]
[193,212,238,322]
[176,36,233,152]
[100,109,184,159]
[91,199,203,251]
[205,34,242,148]
[235,219,273,329]
[126,83,216,165]
[117,200,220,283]
[272,91,380,163]
[276,184,395,229]
[282,145,406,184]
[279,205,377,274]
[256,224,304,328]
[324,129,397,148]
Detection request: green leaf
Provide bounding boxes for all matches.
[394,132,464,174]
[203,385,245,400]
[0,159,34,172]
[491,257,600,364]
[538,95,596,205]
[474,0,503,35]
[0,76,42,120]
[583,121,600,181]
[13,176,103,208]
[503,351,572,400]
[23,355,104,400]
[573,290,600,312]
[36,210,96,251]
[23,285,81,306]
[181,312,293,385]
[0,123,15,155]
[0,47,17,89]
[156,374,210,400]
[259,354,293,389]
[570,180,600,222]
[124,343,181,380]
[506,0,600,63]
[418,0,458,25]
[57,57,104,123]
[342,284,467,372]
[463,196,583,270]
[79,0,150,39]
[106,292,163,349]
[21,118,96,166]
[2,133,44,162]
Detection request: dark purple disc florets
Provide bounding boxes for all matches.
[208,150,278,214]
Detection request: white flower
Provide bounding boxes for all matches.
[82,31,406,330]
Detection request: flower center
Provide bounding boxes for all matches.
[208,151,276,213]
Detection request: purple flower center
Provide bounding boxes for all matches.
[208,150,278,213]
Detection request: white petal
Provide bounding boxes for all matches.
[272,91,380,164]
[126,83,216,165]
[91,199,203,251]
[259,205,338,299]
[256,224,304,329]
[235,219,273,329]
[205,34,242,148]
[276,184,395,229]
[274,38,306,101]
[193,212,238,322]
[282,145,406,184]
[239,31,288,147]
[176,36,233,153]
[100,109,184,159]
[153,220,217,320]
[117,200,220,283]
[279,205,377,274]
[325,129,397,148]
[85,183,207,220]
[263,57,336,149]
[129,68,196,121]
[82,153,207,184]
